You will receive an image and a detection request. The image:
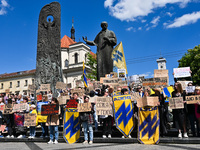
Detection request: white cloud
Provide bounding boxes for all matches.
[138,27,142,30]
[0,0,9,15]
[165,11,200,28]
[141,20,146,23]
[151,16,160,27]
[166,12,173,17]
[126,27,134,31]
[104,0,191,21]
[139,72,153,78]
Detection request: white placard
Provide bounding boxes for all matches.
[186,86,195,93]
[118,69,126,78]
[173,67,191,78]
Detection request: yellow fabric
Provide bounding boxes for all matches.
[150,89,155,95]
[112,42,128,74]
[138,106,160,144]
[113,95,134,137]
[63,108,80,144]
[37,115,47,123]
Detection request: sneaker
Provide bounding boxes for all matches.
[47,140,53,144]
[6,135,10,138]
[122,136,125,138]
[31,136,35,139]
[82,140,88,144]
[108,134,112,138]
[53,140,58,144]
[128,135,132,138]
[10,135,14,138]
[183,133,188,138]
[178,133,182,138]
[28,136,32,139]
[89,141,93,145]
[102,135,107,138]
[17,135,23,138]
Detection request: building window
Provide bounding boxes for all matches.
[75,53,78,64]
[32,79,34,84]
[65,59,69,67]
[85,54,87,63]
[17,81,20,87]
[25,80,28,86]
[1,83,3,89]
[10,82,12,88]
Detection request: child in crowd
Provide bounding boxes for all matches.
[46,98,60,144]
[80,96,94,145]
[28,105,37,139]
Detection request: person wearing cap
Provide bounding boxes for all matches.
[28,104,38,139]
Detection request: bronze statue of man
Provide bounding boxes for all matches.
[83,21,117,81]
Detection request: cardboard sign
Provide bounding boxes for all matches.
[137,96,159,107]
[56,82,67,89]
[3,104,13,114]
[41,104,59,115]
[110,72,118,78]
[5,89,10,93]
[177,81,192,90]
[89,97,96,103]
[37,95,43,101]
[14,113,24,126]
[71,89,85,97]
[102,78,119,85]
[28,84,36,92]
[40,84,50,91]
[185,86,195,93]
[131,92,141,102]
[96,97,112,115]
[57,96,70,105]
[186,95,200,104]
[169,97,184,109]
[0,105,4,112]
[118,69,126,78]
[24,113,37,126]
[66,99,78,108]
[154,69,168,78]
[12,103,27,112]
[142,77,168,88]
[173,67,191,78]
[77,103,92,112]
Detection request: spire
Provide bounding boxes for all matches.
[71,17,75,42]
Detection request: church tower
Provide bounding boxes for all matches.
[71,17,75,41]
[156,57,166,70]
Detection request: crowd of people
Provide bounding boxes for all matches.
[0,81,200,145]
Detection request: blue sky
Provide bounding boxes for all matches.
[1,0,200,85]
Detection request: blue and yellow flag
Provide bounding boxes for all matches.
[63,108,80,144]
[163,86,174,98]
[83,61,88,88]
[113,95,134,137]
[112,42,128,74]
[138,106,160,144]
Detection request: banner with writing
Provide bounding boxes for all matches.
[169,97,184,109]
[173,67,191,78]
[177,81,192,90]
[40,84,50,91]
[77,103,91,112]
[96,97,112,115]
[14,113,24,127]
[56,82,67,89]
[185,86,195,93]
[41,104,59,115]
[28,84,36,92]
[131,92,141,102]
[12,103,27,112]
[24,113,37,126]
[66,99,78,108]
[57,96,70,105]
[3,104,13,114]
[71,89,85,97]
[142,77,168,88]
[186,95,200,104]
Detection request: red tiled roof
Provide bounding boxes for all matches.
[61,35,76,48]
[90,51,96,59]
[0,69,36,78]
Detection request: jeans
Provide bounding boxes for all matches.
[41,123,48,136]
[93,111,98,130]
[82,122,93,141]
[49,126,59,141]
[30,127,36,137]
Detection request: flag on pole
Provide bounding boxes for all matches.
[112,42,128,74]
[83,61,88,88]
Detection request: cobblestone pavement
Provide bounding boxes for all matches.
[0,142,200,150]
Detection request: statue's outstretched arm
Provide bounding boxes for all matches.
[82,36,96,46]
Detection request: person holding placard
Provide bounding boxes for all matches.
[186,82,199,137]
[28,105,38,139]
[46,98,60,144]
[195,87,200,137]
[172,82,188,138]
[80,96,94,145]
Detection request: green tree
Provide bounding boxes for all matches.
[178,45,200,85]
[85,52,97,80]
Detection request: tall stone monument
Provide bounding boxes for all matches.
[35,2,63,97]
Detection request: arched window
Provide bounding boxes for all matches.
[65,59,69,67]
[75,53,78,64]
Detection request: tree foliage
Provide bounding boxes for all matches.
[178,45,200,85]
[85,52,97,80]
